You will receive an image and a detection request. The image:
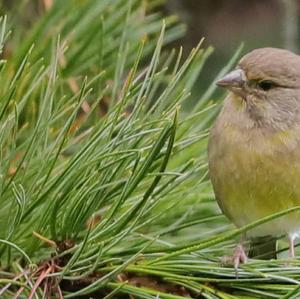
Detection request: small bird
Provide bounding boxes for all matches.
[208,47,300,268]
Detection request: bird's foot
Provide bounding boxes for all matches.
[289,233,296,258]
[222,244,248,274]
[282,233,297,267]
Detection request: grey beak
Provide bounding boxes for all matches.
[216,69,245,88]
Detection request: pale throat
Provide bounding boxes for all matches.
[229,92,300,132]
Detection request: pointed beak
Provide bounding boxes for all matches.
[216,69,246,88]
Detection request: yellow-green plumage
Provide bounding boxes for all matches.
[208,47,300,261]
[209,94,300,237]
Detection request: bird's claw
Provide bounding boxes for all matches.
[222,244,248,276]
[233,244,248,270]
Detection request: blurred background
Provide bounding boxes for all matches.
[1,0,299,92]
[164,0,299,91]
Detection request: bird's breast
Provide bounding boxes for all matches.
[208,99,300,236]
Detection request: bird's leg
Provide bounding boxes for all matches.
[222,238,248,272]
[288,234,296,258]
[233,243,248,271]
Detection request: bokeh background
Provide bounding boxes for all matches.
[1,0,299,90]
[164,0,299,92]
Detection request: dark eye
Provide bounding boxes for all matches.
[257,80,277,91]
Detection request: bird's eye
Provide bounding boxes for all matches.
[257,80,276,91]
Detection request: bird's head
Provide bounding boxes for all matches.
[217,48,300,129]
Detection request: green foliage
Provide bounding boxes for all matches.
[0,1,298,298]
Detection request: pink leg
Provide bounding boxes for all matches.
[289,234,296,258]
[233,243,248,271]
[222,241,248,273]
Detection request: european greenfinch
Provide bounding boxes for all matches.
[208,48,300,267]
